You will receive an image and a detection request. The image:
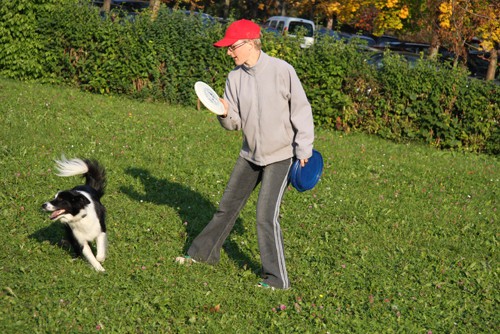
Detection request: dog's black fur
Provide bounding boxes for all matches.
[42,157,107,271]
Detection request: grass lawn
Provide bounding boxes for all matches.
[0,78,498,333]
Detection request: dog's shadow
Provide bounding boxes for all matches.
[119,167,259,272]
[29,222,77,257]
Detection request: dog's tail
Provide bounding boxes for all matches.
[55,156,106,198]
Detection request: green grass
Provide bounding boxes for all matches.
[0,78,498,333]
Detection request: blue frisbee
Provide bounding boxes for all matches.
[289,149,324,192]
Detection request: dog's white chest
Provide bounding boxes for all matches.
[67,199,102,242]
[72,215,102,241]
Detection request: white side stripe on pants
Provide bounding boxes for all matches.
[272,160,292,289]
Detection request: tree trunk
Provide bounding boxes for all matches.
[281,1,287,16]
[485,44,498,81]
[428,32,440,60]
[247,0,259,19]
[102,0,111,13]
[150,0,160,21]
[223,0,230,19]
[326,17,333,30]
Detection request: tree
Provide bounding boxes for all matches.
[150,0,161,20]
[102,0,112,13]
[297,0,410,35]
[437,0,499,80]
[468,0,499,80]
[307,0,497,80]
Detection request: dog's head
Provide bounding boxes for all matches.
[42,190,91,222]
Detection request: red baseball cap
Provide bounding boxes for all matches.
[214,19,261,47]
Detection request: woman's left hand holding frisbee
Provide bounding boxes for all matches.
[194,81,226,116]
[219,98,228,117]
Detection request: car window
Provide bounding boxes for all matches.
[277,21,284,32]
[288,22,314,37]
[270,20,277,29]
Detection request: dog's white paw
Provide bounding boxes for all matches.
[94,264,106,272]
[96,255,106,263]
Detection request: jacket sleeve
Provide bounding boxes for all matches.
[289,67,314,160]
[218,77,241,130]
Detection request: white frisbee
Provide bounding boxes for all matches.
[194,81,225,115]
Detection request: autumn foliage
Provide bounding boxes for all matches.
[163,1,498,80]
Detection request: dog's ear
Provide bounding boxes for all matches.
[69,190,91,206]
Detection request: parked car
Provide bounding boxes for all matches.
[366,50,423,70]
[262,25,281,36]
[317,28,376,47]
[93,0,149,11]
[467,51,493,78]
[179,10,217,25]
[466,39,499,79]
[373,41,455,63]
[374,41,431,53]
[94,0,149,21]
[263,16,315,48]
[374,35,400,46]
[316,27,351,42]
[348,34,376,46]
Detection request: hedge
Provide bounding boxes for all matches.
[1,0,498,154]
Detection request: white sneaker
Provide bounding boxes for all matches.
[175,255,197,264]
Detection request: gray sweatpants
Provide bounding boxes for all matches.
[187,156,292,289]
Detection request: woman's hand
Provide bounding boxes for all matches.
[220,98,229,118]
[300,158,308,167]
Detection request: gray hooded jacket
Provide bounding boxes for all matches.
[219,51,314,166]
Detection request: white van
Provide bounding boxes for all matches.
[264,16,315,48]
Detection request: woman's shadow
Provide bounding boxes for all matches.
[119,167,259,272]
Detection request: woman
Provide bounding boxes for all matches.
[178,19,314,290]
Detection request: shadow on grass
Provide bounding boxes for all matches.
[119,167,260,272]
[29,218,76,257]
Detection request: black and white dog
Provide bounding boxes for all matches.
[42,157,107,272]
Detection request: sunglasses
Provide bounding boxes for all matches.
[228,41,248,52]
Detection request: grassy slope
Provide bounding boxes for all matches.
[0,78,498,333]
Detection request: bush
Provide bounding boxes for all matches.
[0,0,498,153]
[138,9,231,103]
[368,54,500,153]
[0,0,52,80]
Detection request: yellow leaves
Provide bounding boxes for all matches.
[439,18,451,29]
[371,0,407,33]
[399,5,409,19]
[493,28,500,44]
[374,10,403,34]
[439,1,452,14]
[432,0,500,55]
[319,0,359,22]
[349,3,360,13]
[309,0,497,55]
[481,40,494,52]
[477,25,500,51]
[476,4,500,45]
[438,1,452,30]
[320,1,341,15]
[386,0,399,9]
[327,2,341,14]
